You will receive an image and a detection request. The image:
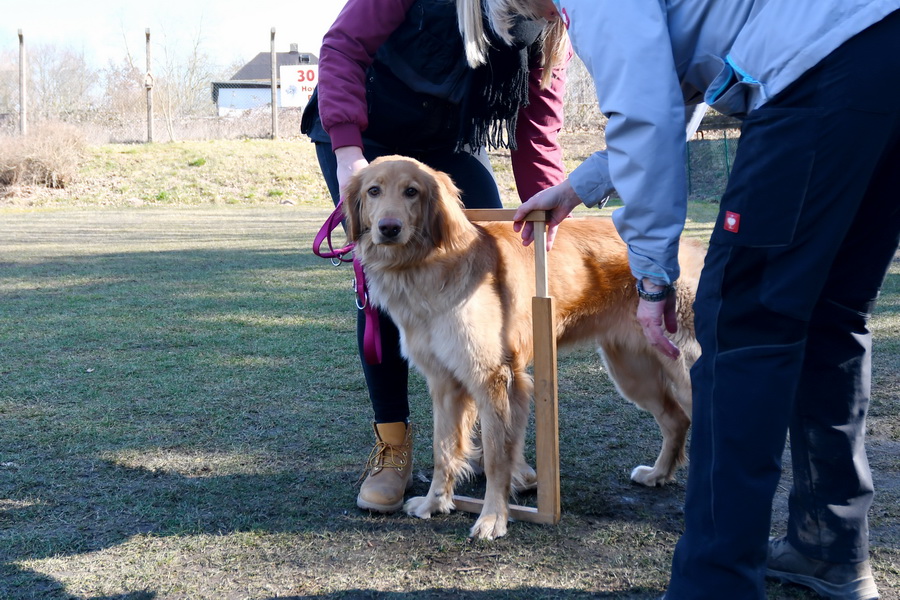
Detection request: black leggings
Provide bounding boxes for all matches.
[315,142,502,423]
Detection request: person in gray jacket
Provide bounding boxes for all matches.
[477,1,900,599]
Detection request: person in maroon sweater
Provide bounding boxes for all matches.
[302,0,569,513]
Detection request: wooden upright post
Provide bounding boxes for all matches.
[18,29,26,136]
[531,222,561,524]
[145,29,154,143]
[270,28,278,140]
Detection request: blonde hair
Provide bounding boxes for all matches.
[457,0,568,89]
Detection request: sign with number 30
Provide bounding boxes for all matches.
[280,65,318,109]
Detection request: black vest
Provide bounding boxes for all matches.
[302,0,537,153]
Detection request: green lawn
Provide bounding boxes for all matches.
[1,203,897,600]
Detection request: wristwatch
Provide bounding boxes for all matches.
[636,280,675,302]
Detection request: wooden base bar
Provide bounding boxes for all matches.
[451,495,559,525]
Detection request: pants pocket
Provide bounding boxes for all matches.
[710,107,823,248]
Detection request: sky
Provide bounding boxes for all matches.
[1,0,347,70]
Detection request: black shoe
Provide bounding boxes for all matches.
[766,536,879,600]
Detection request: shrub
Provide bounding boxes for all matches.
[0,122,87,189]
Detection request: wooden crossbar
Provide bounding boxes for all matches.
[456,208,561,525]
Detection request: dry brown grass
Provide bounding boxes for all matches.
[0,122,86,191]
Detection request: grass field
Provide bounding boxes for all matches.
[0,137,898,599]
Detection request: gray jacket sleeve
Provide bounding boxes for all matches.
[569,151,613,208]
[560,0,692,285]
[570,103,706,209]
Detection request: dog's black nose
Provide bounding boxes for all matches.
[379,218,402,239]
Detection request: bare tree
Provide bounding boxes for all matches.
[101,57,145,127]
[0,49,18,132]
[154,19,218,141]
[563,55,605,131]
[27,43,100,123]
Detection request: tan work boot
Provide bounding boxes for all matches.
[357,422,413,513]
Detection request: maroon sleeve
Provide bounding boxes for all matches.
[510,46,571,202]
[317,0,417,150]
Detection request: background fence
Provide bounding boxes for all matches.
[1,27,739,198]
[1,28,308,143]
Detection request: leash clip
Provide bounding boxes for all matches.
[351,277,368,310]
[355,290,368,311]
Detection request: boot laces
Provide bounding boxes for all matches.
[358,439,407,485]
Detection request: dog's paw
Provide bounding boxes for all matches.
[403,496,434,519]
[403,495,453,519]
[630,465,674,487]
[512,463,537,494]
[469,513,508,540]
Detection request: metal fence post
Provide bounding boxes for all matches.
[18,29,27,136]
[686,141,693,196]
[723,131,732,176]
[270,28,278,140]
[145,29,154,143]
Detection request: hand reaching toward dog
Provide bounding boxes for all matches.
[636,291,681,360]
[515,181,682,360]
[512,179,583,251]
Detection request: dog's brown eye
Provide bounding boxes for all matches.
[367,186,381,197]
[404,187,418,198]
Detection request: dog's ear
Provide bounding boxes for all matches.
[341,169,365,242]
[425,168,466,249]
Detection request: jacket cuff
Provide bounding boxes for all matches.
[569,152,614,207]
[328,123,364,151]
[627,246,678,286]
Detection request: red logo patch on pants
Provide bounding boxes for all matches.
[724,211,741,233]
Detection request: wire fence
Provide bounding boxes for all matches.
[1,28,738,198]
[687,132,741,199]
[0,28,315,143]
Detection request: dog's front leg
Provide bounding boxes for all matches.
[470,410,511,540]
[404,376,476,520]
[469,367,528,540]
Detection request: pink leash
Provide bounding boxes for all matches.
[312,199,382,365]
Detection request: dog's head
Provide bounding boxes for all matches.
[342,155,468,257]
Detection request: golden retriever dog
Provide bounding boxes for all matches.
[343,155,705,540]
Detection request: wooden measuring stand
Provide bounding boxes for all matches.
[452,208,561,525]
